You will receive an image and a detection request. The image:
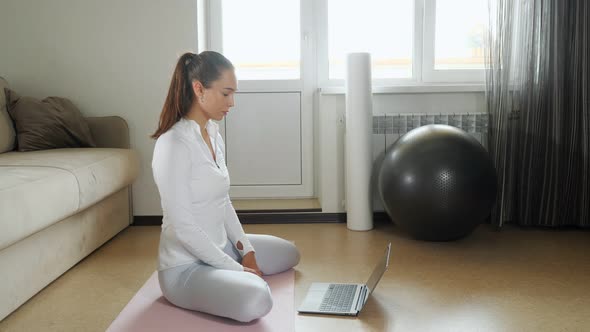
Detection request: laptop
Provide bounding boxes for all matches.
[298,243,391,316]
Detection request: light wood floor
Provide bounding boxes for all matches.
[1,222,589,332]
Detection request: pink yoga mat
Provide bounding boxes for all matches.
[107,270,295,332]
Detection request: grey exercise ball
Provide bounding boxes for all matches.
[378,124,497,241]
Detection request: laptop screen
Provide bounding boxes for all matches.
[365,243,391,294]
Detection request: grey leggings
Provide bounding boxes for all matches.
[158,234,300,323]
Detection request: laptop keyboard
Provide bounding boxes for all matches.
[319,284,357,312]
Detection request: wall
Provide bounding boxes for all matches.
[0,0,198,216]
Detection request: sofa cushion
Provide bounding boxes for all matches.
[4,89,96,152]
[0,148,138,210]
[0,148,139,249]
[0,166,79,250]
[0,78,16,153]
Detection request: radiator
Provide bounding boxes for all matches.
[372,112,489,149]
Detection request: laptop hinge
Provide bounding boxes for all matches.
[355,285,368,312]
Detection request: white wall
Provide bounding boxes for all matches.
[0,0,198,216]
[317,91,486,213]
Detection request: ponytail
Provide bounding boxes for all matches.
[151,51,234,139]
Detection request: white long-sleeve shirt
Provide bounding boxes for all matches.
[152,117,254,271]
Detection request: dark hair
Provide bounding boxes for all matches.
[151,51,234,139]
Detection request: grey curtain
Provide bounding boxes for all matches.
[485,0,589,227]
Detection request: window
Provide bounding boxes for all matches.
[434,0,487,70]
[327,0,414,80]
[423,0,489,82]
[202,0,490,86]
[208,0,301,81]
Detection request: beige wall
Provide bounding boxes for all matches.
[0,0,198,215]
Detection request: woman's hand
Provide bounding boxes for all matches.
[243,266,262,277]
[242,251,262,277]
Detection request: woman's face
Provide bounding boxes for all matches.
[199,69,237,121]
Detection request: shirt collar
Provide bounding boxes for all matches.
[182,117,218,139]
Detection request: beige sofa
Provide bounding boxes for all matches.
[0,78,139,321]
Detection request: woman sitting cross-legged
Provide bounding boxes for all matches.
[151,51,300,323]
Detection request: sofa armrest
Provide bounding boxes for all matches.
[86,116,130,149]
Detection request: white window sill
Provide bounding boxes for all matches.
[318,84,485,95]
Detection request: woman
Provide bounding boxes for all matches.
[151,51,300,323]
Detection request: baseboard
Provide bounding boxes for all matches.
[133,216,164,226]
[133,212,391,226]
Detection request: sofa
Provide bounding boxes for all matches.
[0,77,139,320]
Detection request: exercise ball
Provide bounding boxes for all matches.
[378,124,497,241]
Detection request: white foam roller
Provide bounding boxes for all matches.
[345,52,373,231]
